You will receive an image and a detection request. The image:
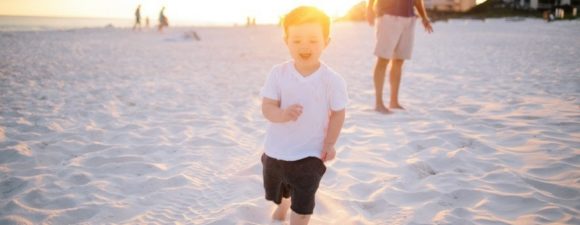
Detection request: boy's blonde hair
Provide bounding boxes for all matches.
[283,6,330,39]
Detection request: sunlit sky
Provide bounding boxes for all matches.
[0,0,488,25]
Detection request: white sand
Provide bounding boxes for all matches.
[0,19,579,224]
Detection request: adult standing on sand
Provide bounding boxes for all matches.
[367,0,433,114]
[132,4,141,31]
[158,6,169,32]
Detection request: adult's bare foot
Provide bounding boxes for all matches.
[375,105,391,114]
[389,104,405,110]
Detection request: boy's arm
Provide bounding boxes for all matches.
[262,97,303,123]
[322,109,346,162]
[414,0,434,33]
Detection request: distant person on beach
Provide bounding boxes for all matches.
[367,0,433,113]
[132,4,141,31]
[158,7,169,32]
[259,6,348,225]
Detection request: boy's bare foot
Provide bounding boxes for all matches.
[389,104,405,110]
[375,105,391,114]
[272,198,290,221]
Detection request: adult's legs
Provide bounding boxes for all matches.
[389,59,405,109]
[373,57,390,113]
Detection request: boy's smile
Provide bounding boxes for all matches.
[299,53,312,60]
[285,23,329,71]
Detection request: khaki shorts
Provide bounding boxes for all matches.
[374,14,417,60]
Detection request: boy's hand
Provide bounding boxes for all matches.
[321,144,336,162]
[283,104,303,122]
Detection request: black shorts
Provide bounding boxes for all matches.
[261,153,326,215]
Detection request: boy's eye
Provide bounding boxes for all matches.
[309,40,318,44]
[293,40,301,44]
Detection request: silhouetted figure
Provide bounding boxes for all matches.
[145,17,150,28]
[158,7,169,32]
[132,5,141,31]
[246,16,256,27]
[246,16,257,27]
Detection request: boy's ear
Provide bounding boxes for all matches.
[325,37,331,47]
[283,35,289,44]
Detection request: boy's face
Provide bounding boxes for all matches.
[285,23,329,65]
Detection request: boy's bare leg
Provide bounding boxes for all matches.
[373,57,390,114]
[290,211,311,225]
[272,197,290,221]
[389,59,405,109]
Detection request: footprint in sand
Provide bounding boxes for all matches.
[0,177,28,199]
[409,161,438,179]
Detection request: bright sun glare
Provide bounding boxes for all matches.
[0,0,490,26]
[144,0,361,25]
[1,0,459,25]
[310,0,359,17]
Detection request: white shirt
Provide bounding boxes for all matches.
[260,61,348,161]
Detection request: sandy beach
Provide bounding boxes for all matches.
[0,19,579,224]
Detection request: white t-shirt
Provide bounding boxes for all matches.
[260,61,349,161]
